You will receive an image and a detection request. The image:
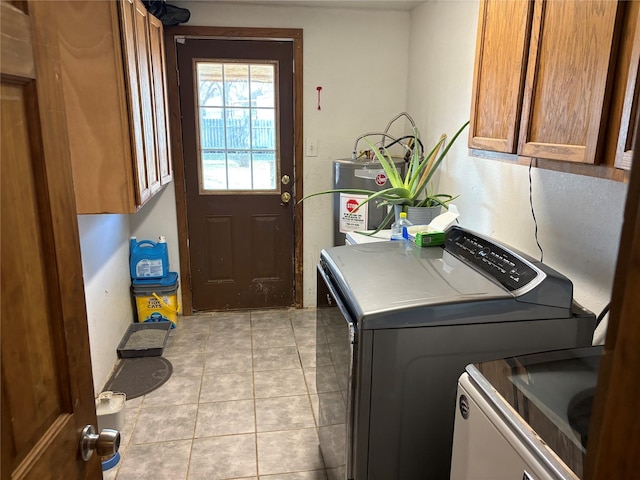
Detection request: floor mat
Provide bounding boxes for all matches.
[103,357,173,400]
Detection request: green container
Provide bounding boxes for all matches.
[413,230,446,247]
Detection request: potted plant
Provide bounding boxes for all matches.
[299,120,470,234]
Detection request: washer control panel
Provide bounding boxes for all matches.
[445,226,543,293]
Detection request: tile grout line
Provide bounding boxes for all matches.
[250,310,260,479]
[184,314,210,480]
[294,311,321,430]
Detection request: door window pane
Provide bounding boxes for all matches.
[250,64,274,107]
[199,107,224,149]
[228,151,252,189]
[196,61,278,192]
[224,64,249,107]
[198,63,223,107]
[252,109,275,150]
[201,151,226,190]
[252,151,276,190]
[226,108,250,149]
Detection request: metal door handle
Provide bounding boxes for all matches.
[79,425,120,461]
[281,174,290,185]
[281,192,291,204]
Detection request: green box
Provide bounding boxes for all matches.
[414,230,446,247]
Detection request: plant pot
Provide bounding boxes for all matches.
[394,205,442,226]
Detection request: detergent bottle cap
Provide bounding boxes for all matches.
[158,235,166,243]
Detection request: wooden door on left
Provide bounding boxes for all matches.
[1,2,101,479]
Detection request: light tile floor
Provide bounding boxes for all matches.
[103,308,327,480]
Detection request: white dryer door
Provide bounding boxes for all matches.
[450,373,578,480]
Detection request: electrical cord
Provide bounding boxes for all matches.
[529,158,544,262]
[595,301,611,328]
[528,159,609,332]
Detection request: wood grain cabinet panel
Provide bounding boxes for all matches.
[470,0,638,178]
[469,0,533,153]
[120,0,151,206]
[519,0,622,164]
[149,13,173,186]
[132,0,162,197]
[53,0,171,214]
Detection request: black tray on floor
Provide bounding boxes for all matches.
[117,322,171,358]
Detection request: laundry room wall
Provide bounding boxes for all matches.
[173,1,413,306]
[406,0,629,343]
[129,183,181,297]
[77,214,134,395]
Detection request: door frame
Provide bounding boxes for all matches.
[164,26,304,314]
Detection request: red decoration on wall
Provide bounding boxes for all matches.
[317,86,322,110]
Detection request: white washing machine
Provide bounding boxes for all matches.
[450,346,601,480]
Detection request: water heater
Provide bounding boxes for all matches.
[332,157,405,246]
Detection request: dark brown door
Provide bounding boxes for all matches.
[177,38,295,310]
[1,2,100,479]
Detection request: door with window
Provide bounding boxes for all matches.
[177,38,295,310]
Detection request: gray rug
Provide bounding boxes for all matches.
[103,357,173,400]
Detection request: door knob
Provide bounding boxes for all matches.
[281,192,291,204]
[79,425,120,461]
[281,174,290,185]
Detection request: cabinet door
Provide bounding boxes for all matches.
[148,14,173,185]
[519,0,622,164]
[469,0,534,153]
[120,0,151,205]
[133,0,162,195]
[615,1,640,171]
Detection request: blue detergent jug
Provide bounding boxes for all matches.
[130,236,169,280]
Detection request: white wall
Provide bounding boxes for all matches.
[175,1,412,306]
[79,185,179,394]
[407,0,629,343]
[129,183,181,299]
[77,214,134,395]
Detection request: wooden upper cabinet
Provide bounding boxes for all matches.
[469,0,533,153]
[519,0,622,164]
[53,0,172,214]
[132,0,162,197]
[120,0,151,206]
[470,0,638,178]
[149,13,173,186]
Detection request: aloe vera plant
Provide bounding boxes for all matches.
[299,120,470,233]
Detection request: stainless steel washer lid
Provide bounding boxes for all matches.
[321,241,512,327]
